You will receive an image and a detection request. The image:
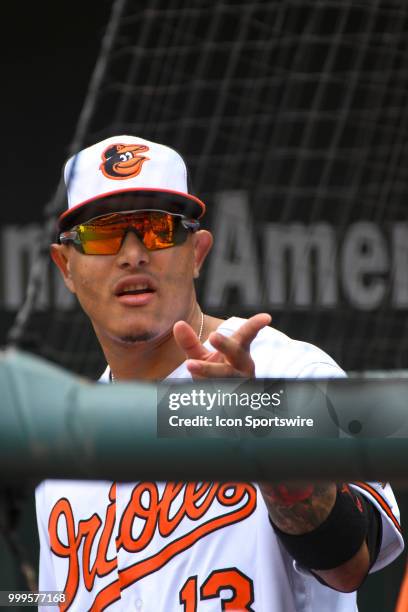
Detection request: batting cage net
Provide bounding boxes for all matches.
[7,0,408,377]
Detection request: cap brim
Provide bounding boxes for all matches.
[58,188,205,232]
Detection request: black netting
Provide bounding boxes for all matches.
[10,0,408,376]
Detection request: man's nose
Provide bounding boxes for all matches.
[116,230,150,267]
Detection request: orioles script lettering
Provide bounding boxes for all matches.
[48,481,257,611]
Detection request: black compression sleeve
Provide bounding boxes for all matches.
[270,484,382,571]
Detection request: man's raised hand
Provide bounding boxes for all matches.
[173,313,271,379]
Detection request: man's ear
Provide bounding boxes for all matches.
[50,244,76,294]
[193,230,213,279]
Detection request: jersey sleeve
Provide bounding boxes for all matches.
[293,363,404,573]
[350,481,404,571]
[296,361,346,379]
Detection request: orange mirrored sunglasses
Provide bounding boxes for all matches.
[59,210,200,255]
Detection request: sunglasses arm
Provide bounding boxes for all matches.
[59,230,79,245]
[182,219,200,232]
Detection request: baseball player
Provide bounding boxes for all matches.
[36,135,404,611]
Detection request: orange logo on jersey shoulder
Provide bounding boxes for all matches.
[48,482,256,611]
[100,143,149,180]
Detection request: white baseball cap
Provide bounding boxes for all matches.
[58,135,206,231]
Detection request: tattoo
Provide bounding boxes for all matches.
[261,483,315,507]
[259,482,337,535]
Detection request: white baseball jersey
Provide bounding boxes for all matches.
[36,318,404,611]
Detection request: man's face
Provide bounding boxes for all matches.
[51,219,212,346]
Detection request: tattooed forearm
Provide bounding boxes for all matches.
[259,482,337,535]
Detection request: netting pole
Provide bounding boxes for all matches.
[7,0,127,348]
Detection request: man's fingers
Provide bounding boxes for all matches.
[231,313,271,349]
[176,313,271,377]
[205,313,271,374]
[208,333,255,375]
[186,359,240,379]
[173,320,209,360]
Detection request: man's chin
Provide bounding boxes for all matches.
[118,332,156,344]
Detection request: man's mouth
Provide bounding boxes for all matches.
[114,276,157,306]
[117,284,155,296]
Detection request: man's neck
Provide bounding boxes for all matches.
[102,314,224,381]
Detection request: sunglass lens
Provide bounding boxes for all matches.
[75,212,186,254]
[143,213,176,249]
[78,225,124,255]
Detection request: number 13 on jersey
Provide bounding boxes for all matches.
[179,568,254,611]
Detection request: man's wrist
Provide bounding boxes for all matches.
[266,484,372,572]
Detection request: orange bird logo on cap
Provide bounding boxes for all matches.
[100,143,149,180]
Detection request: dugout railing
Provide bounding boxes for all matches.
[0,349,407,611]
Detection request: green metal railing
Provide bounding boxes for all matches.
[1,348,408,483]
